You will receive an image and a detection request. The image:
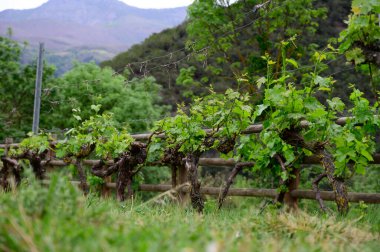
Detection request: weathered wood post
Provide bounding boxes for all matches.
[0,138,13,189]
[178,165,189,204]
[46,134,57,172]
[101,176,112,198]
[4,138,13,157]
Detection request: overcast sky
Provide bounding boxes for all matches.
[0,0,195,11]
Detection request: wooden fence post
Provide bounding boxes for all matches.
[4,138,13,157]
[44,134,58,171]
[0,138,13,188]
[178,165,189,204]
[101,176,112,198]
[284,168,300,211]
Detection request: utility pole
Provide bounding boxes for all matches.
[32,43,44,134]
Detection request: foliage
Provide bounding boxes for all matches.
[339,0,380,57]
[56,107,133,160]
[102,1,365,106]
[0,36,168,140]
[43,62,168,133]
[187,0,327,90]
[175,66,202,98]
[153,88,252,155]
[339,0,380,95]
[332,88,379,175]
[9,133,51,157]
[237,46,379,182]
[0,34,55,140]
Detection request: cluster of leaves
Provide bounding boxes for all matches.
[56,105,134,160]
[237,44,379,182]
[152,88,252,156]
[10,134,51,156]
[333,88,379,175]
[175,66,203,98]
[339,0,380,94]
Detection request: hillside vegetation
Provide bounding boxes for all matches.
[101,0,371,108]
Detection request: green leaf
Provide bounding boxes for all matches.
[91,104,102,113]
[355,164,366,175]
[360,149,373,161]
[327,97,345,112]
[315,76,334,91]
[286,58,299,68]
[345,48,366,65]
[73,115,82,121]
[256,104,269,117]
[256,77,267,89]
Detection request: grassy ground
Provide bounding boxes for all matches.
[0,173,379,252]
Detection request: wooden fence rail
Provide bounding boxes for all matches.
[36,155,380,167]
[40,181,380,204]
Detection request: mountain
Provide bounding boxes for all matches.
[0,0,188,74]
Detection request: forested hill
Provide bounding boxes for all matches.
[101,23,194,107]
[101,0,369,108]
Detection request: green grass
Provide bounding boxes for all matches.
[0,174,379,252]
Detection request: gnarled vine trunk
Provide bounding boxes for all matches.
[162,147,188,202]
[29,156,45,180]
[116,158,133,201]
[218,162,254,209]
[281,129,349,215]
[185,153,203,213]
[0,157,22,189]
[73,143,96,195]
[75,159,89,195]
[0,157,10,189]
[314,148,349,215]
[91,142,147,201]
[18,151,47,180]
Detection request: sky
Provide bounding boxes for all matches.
[0,0,195,11]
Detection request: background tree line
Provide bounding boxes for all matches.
[0,34,168,140]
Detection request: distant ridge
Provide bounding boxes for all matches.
[0,0,187,52]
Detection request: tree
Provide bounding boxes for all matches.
[0,34,55,140]
[186,0,327,91]
[41,62,168,133]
